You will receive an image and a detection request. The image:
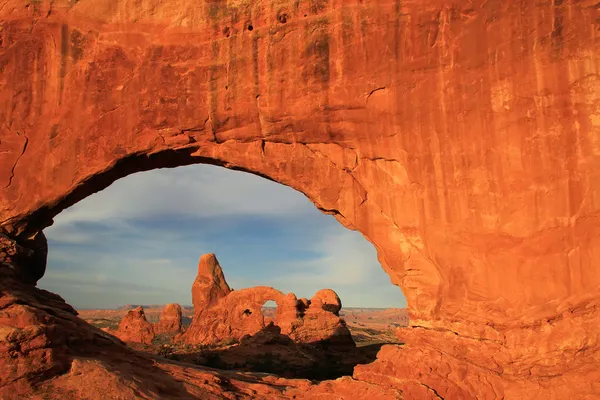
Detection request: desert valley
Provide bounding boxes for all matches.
[79,253,409,381]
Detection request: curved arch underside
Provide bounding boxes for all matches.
[1,0,599,398]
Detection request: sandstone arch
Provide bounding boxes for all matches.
[182,285,290,344]
[182,257,353,346]
[1,0,599,398]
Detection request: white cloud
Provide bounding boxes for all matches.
[39,164,407,309]
[41,252,198,308]
[51,165,314,228]
[230,228,406,308]
[270,229,382,286]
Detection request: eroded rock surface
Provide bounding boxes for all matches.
[0,233,47,285]
[1,0,599,397]
[192,254,232,314]
[310,289,341,315]
[110,306,155,345]
[154,303,183,336]
[181,254,353,347]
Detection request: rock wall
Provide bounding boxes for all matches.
[1,0,599,397]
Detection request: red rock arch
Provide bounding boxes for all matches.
[182,286,289,344]
[1,0,599,398]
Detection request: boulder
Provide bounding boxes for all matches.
[287,289,353,346]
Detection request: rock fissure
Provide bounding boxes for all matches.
[410,325,505,345]
[4,132,28,190]
[365,87,387,106]
[421,382,445,400]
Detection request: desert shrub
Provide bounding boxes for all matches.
[202,353,226,369]
[89,318,119,330]
[218,337,239,347]
[252,352,277,372]
[158,345,175,359]
[153,333,175,346]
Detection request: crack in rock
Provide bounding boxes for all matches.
[421,382,445,399]
[4,132,28,189]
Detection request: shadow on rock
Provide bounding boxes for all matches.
[169,323,393,381]
[0,269,258,399]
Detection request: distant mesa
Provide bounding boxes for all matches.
[118,304,170,310]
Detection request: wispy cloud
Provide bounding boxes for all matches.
[39,165,406,309]
[51,165,313,228]
[259,229,405,307]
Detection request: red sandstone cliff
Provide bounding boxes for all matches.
[0,0,599,398]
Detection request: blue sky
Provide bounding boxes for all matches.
[37,164,406,309]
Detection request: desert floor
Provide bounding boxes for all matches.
[78,306,409,380]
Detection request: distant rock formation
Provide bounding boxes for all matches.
[110,306,155,345]
[153,303,183,335]
[287,289,353,345]
[311,289,342,315]
[179,253,354,347]
[192,253,231,313]
[118,304,163,310]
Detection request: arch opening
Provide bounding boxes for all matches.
[36,162,408,381]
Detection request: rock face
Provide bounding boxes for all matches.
[111,307,155,345]
[310,289,341,315]
[1,0,600,398]
[192,254,232,313]
[0,232,47,285]
[153,303,183,336]
[288,292,353,345]
[181,254,353,346]
[184,285,289,344]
